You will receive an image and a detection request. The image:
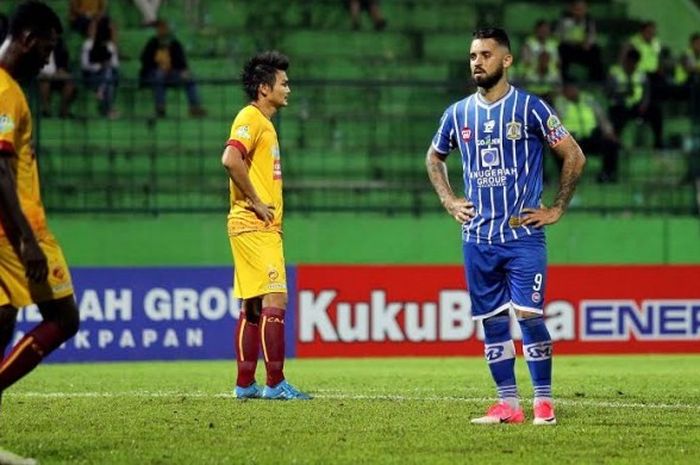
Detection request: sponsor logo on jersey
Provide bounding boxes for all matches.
[532,291,542,303]
[461,126,472,141]
[477,136,501,146]
[483,119,496,133]
[53,267,66,280]
[469,166,516,188]
[235,125,251,140]
[0,114,15,134]
[272,144,282,180]
[480,147,500,168]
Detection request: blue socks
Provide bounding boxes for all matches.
[518,316,553,402]
[482,314,518,407]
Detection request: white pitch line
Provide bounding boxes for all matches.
[6,391,700,411]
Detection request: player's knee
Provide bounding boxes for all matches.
[482,312,511,339]
[0,306,19,352]
[262,293,287,310]
[515,309,540,320]
[41,297,80,338]
[243,298,262,324]
[58,301,81,338]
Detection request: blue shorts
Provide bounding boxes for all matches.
[462,234,547,320]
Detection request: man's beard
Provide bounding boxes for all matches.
[473,65,504,90]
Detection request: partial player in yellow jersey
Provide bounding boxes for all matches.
[0,3,80,463]
[222,51,310,400]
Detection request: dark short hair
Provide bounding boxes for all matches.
[472,27,511,51]
[691,33,700,42]
[9,0,62,39]
[242,51,290,101]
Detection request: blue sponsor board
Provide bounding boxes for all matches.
[14,267,298,362]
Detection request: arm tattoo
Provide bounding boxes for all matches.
[553,140,585,212]
[426,153,454,204]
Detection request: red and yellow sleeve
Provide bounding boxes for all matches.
[226,107,260,158]
[0,87,19,155]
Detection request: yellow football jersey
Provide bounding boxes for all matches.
[0,67,47,239]
[226,104,283,236]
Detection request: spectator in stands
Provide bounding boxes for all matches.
[132,0,161,26]
[648,47,689,102]
[555,81,620,183]
[679,33,700,84]
[38,38,77,119]
[521,20,560,75]
[521,50,561,104]
[608,48,663,149]
[625,21,661,75]
[69,0,107,36]
[348,0,387,31]
[139,20,206,118]
[81,16,119,119]
[556,0,604,81]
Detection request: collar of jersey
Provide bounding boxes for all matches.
[475,84,514,109]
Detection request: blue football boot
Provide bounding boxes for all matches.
[261,380,312,400]
[234,382,263,399]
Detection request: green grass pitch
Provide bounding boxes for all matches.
[2,355,699,464]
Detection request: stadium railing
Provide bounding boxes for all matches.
[34,77,699,216]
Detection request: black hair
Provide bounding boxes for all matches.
[691,33,700,42]
[472,27,511,51]
[89,16,114,64]
[241,50,290,101]
[8,0,62,39]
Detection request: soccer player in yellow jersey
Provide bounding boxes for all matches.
[0,3,80,462]
[222,51,310,400]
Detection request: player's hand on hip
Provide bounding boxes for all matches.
[19,237,49,283]
[521,206,563,228]
[444,197,476,223]
[249,199,275,225]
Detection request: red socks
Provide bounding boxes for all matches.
[0,321,66,391]
[261,307,285,387]
[235,311,260,388]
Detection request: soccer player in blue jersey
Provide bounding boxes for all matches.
[426,27,586,425]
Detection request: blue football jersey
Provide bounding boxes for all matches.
[432,86,569,244]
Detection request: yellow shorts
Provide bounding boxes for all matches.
[230,231,287,299]
[0,232,74,308]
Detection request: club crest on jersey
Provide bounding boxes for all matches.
[506,121,522,140]
[483,119,496,133]
[0,114,15,134]
[235,125,251,140]
[461,126,472,141]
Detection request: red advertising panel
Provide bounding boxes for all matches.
[296,265,700,357]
